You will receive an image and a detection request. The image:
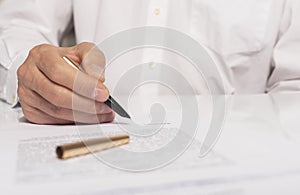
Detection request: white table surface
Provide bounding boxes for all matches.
[1,94,300,194]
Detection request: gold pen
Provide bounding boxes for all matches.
[56,134,130,159]
[63,56,131,119]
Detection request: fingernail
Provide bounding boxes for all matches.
[94,88,109,102]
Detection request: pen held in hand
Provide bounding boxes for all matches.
[63,56,131,119]
[56,134,130,159]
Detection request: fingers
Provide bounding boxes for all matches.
[31,44,109,102]
[20,101,73,125]
[17,43,113,125]
[18,67,112,114]
[18,84,115,124]
[73,42,106,81]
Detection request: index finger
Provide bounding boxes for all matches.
[35,49,109,102]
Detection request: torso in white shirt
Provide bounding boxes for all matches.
[72,0,284,95]
[1,0,299,104]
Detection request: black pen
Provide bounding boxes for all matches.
[63,56,131,119]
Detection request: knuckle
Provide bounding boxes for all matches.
[50,88,67,107]
[29,45,42,57]
[28,47,39,58]
[17,66,25,79]
[79,42,96,48]
[17,60,34,86]
[38,43,51,49]
[29,44,52,58]
[17,85,25,99]
[22,106,36,123]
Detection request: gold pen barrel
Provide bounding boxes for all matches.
[56,134,129,159]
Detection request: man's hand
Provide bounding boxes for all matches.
[17,42,115,124]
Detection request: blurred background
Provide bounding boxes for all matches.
[0,0,76,46]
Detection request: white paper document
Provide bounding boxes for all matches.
[1,94,300,194]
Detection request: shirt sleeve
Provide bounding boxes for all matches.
[0,0,73,105]
[267,0,300,93]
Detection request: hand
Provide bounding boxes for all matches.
[17,42,115,124]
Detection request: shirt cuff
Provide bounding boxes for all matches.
[2,50,29,107]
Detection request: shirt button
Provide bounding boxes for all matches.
[154,8,161,15]
[149,61,156,69]
[12,95,16,103]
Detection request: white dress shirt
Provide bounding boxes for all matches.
[0,0,300,105]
